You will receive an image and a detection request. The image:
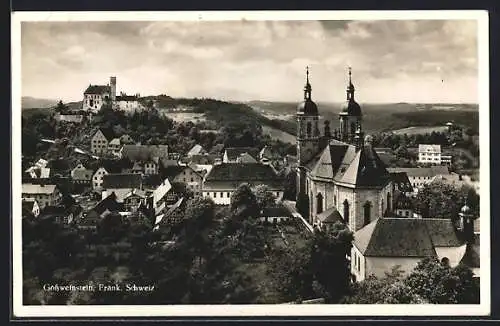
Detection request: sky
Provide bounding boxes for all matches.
[20,19,479,104]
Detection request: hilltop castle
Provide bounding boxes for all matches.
[82,76,143,113]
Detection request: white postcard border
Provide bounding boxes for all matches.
[11,10,490,318]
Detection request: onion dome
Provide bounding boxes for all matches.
[297,66,319,116]
[341,67,362,116]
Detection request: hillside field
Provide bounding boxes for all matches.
[391,126,448,135]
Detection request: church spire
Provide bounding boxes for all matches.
[304,66,312,100]
[346,67,355,101]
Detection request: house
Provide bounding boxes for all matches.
[418,144,442,165]
[92,167,109,190]
[22,183,62,209]
[188,154,217,165]
[236,152,258,164]
[386,166,450,193]
[389,172,413,195]
[108,138,122,154]
[120,145,168,175]
[22,198,40,218]
[223,147,260,163]
[431,172,479,194]
[24,165,51,179]
[116,93,143,113]
[259,205,292,224]
[70,163,93,185]
[101,173,143,202]
[151,178,173,215]
[173,165,204,196]
[123,189,147,212]
[186,144,207,157]
[40,204,82,225]
[153,197,184,230]
[351,217,468,282]
[91,160,127,190]
[315,206,343,231]
[82,76,115,113]
[441,154,453,166]
[81,192,123,229]
[202,163,284,205]
[91,128,114,155]
[393,192,414,218]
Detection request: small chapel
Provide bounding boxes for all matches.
[296,67,394,232]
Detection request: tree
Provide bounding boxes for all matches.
[414,183,479,219]
[404,257,479,304]
[230,183,259,219]
[254,184,277,210]
[342,266,426,304]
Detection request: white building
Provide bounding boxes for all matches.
[387,166,450,193]
[351,218,467,282]
[82,76,116,113]
[418,144,442,165]
[202,163,284,205]
[22,183,62,209]
[116,93,144,113]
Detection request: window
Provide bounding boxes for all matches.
[220,192,223,198]
[363,201,371,226]
[405,210,410,217]
[316,193,323,214]
[334,195,337,207]
[387,192,392,213]
[191,178,194,182]
[343,200,350,224]
[357,256,361,272]
[213,192,217,198]
[227,192,230,198]
[306,122,312,136]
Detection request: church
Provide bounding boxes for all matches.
[295,68,479,282]
[296,67,393,232]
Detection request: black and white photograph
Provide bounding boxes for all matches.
[11,10,490,317]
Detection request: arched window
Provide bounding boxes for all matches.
[306,122,312,137]
[343,199,350,224]
[381,199,384,216]
[334,194,337,207]
[316,193,323,214]
[364,201,371,226]
[350,122,356,135]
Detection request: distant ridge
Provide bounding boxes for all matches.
[21,97,59,110]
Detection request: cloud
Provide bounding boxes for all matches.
[20,19,478,103]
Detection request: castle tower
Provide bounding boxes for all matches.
[339,67,362,143]
[296,67,320,200]
[110,76,117,102]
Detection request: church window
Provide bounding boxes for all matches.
[307,122,312,137]
[343,199,350,224]
[363,201,371,226]
[350,122,356,135]
[381,199,384,215]
[317,193,323,214]
[334,195,337,207]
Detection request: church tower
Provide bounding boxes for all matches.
[339,67,362,143]
[296,67,320,199]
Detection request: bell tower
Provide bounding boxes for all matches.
[339,67,362,144]
[296,67,320,200]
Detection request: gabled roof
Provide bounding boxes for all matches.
[418,144,441,153]
[187,144,206,157]
[22,183,57,195]
[354,218,465,257]
[153,178,172,207]
[102,173,142,189]
[188,154,218,165]
[161,165,185,179]
[390,172,413,192]
[236,152,258,163]
[84,85,110,95]
[387,166,450,178]
[22,199,37,212]
[121,145,169,162]
[109,138,121,146]
[116,95,138,101]
[316,206,343,223]
[224,147,259,161]
[92,192,122,215]
[94,159,127,174]
[93,128,115,142]
[72,167,93,180]
[205,163,280,183]
[336,145,391,187]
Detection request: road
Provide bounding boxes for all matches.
[282,200,314,234]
